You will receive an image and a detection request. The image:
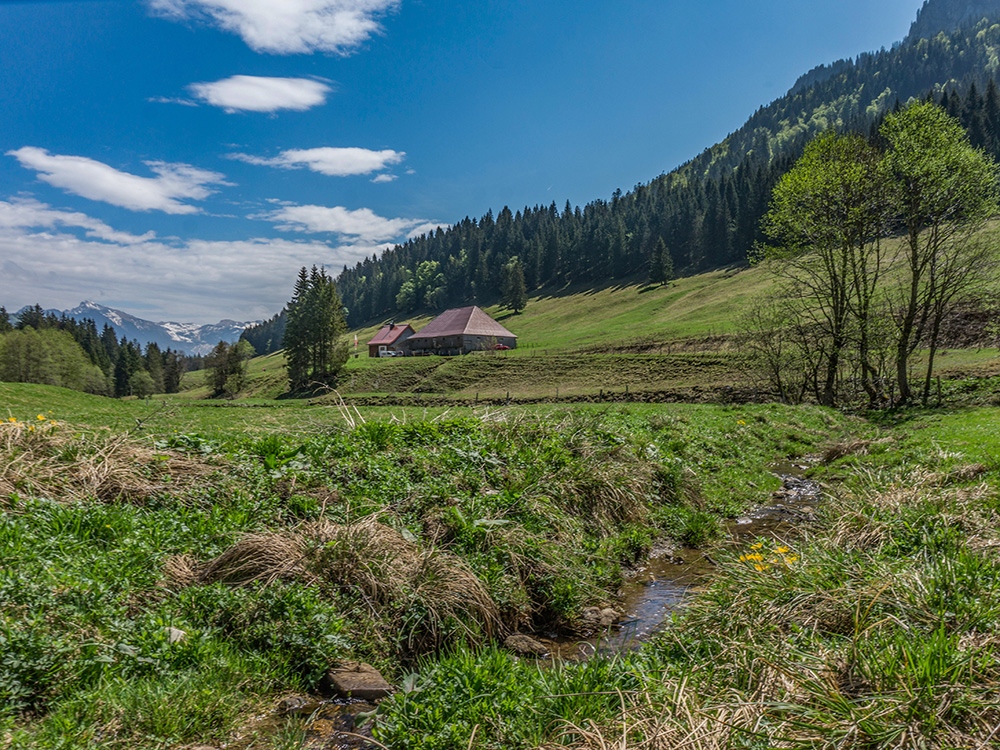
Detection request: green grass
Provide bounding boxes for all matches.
[370,407,1000,749]
[0,383,855,748]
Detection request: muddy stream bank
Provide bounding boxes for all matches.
[228,462,823,749]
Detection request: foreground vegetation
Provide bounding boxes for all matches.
[3,383,999,748]
[373,407,1000,749]
[0,383,850,748]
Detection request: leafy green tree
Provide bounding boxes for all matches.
[206,340,255,397]
[881,101,1000,404]
[500,257,528,313]
[282,267,349,391]
[129,370,157,398]
[762,130,895,406]
[0,328,108,394]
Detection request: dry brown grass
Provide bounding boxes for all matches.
[166,516,501,652]
[0,419,216,504]
[828,467,999,553]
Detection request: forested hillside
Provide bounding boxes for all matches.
[321,9,1000,333]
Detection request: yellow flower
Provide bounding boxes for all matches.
[737,420,746,425]
[754,564,767,572]
[37,414,46,421]
[776,546,790,554]
[7,417,16,423]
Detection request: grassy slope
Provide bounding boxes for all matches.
[352,266,776,353]
[176,267,774,401]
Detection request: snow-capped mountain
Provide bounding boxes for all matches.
[50,301,257,355]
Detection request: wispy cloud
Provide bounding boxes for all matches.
[371,173,397,183]
[148,0,400,55]
[0,198,156,244]
[256,203,431,242]
[254,203,447,243]
[7,148,229,214]
[0,209,380,322]
[148,95,200,107]
[229,146,404,177]
[188,75,332,113]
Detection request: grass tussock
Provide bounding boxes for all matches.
[167,517,500,653]
[0,417,215,503]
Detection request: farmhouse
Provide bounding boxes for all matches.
[366,322,415,357]
[405,306,517,356]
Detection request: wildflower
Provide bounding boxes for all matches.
[737,420,746,425]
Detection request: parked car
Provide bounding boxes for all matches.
[379,349,404,357]
[494,344,511,350]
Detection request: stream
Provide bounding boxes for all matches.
[230,461,823,749]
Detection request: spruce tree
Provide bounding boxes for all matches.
[649,237,673,285]
[501,257,528,313]
[282,266,349,391]
[0,307,11,334]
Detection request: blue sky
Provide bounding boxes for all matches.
[0,0,921,323]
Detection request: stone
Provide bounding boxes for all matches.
[504,634,548,657]
[581,607,621,629]
[328,662,393,702]
[277,695,322,716]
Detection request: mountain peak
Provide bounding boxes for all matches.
[908,0,1000,42]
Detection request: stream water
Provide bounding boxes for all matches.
[233,461,823,749]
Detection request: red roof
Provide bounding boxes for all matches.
[408,306,517,340]
[367,323,415,347]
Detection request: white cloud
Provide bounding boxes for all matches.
[148,0,399,55]
[7,148,228,214]
[188,75,332,113]
[406,222,448,239]
[0,198,156,244]
[0,216,379,322]
[229,146,404,177]
[371,173,397,183]
[257,203,430,241]
[148,95,200,107]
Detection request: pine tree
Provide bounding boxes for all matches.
[0,307,11,334]
[649,237,673,285]
[282,267,349,391]
[500,257,528,313]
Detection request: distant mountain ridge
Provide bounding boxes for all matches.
[19,301,257,355]
[908,0,1000,42]
[335,0,1000,328]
